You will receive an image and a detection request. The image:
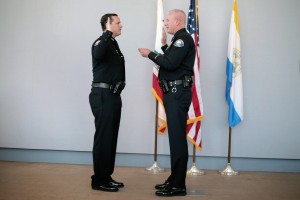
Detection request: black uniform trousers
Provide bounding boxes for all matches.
[89,87,122,185]
[163,85,192,188]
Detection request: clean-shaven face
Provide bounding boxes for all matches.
[165,12,176,35]
[110,16,123,38]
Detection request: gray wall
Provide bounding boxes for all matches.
[0,0,300,162]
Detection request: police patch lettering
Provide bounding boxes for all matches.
[173,39,184,47]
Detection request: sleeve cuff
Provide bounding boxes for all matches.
[161,44,168,52]
[148,52,158,60]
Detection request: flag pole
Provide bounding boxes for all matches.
[187,145,205,176]
[220,0,242,176]
[187,0,204,176]
[219,127,239,175]
[146,0,165,174]
[146,99,165,173]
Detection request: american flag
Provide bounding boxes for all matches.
[186,0,204,150]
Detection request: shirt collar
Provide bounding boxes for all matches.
[174,28,187,38]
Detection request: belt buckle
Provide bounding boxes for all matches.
[171,80,177,93]
[172,87,177,93]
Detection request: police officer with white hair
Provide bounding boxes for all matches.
[138,9,195,197]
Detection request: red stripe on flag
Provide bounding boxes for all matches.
[152,74,163,99]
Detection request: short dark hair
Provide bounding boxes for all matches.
[100,13,118,31]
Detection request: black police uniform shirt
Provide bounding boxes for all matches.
[91,30,125,84]
[148,28,195,81]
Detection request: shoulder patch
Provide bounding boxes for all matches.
[173,39,184,47]
[94,40,101,46]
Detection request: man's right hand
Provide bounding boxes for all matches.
[161,27,167,46]
[106,17,112,32]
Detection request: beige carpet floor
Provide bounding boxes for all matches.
[0,161,299,200]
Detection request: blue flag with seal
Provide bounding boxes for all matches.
[226,0,243,127]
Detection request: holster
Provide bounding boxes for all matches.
[183,75,194,88]
[113,81,126,95]
[159,80,170,94]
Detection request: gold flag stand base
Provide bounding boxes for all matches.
[219,163,239,176]
[187,162,205,176]
[146,161,165,174]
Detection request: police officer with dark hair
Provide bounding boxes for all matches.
[138,9,195,197]
[89,13,125,192]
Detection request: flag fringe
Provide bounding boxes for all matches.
[187,135,202,151]
[187,115,204,124]
[151,88,164,110]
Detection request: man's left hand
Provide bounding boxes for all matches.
[138,48,151,57]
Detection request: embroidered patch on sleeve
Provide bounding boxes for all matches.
[173,39,184,47]
[94,40,101,46]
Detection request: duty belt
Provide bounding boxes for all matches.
[91,82,114,89]
[167,80,183,87]
[159,76,193,94]
[91,81,126,95]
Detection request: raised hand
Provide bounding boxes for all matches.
[161,27,167,46]
[106,16,112,32]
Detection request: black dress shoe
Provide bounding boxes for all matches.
[109,180,124,188]
[92,183,119,192]
[155,186,187,196]
[155,181,170,190]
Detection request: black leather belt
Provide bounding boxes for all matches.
[167,80,183,87]
[91,82,114,89]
